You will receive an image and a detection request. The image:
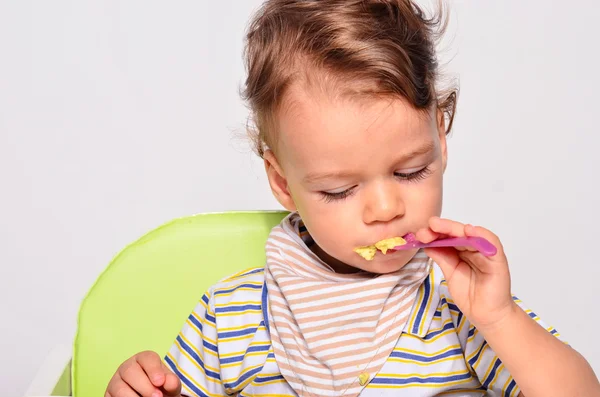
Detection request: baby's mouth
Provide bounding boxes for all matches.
[353,236,409,261]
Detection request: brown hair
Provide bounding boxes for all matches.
[242,0,458,157]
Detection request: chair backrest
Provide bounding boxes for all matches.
[72,211,288,397]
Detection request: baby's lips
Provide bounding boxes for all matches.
[402,233,417,243]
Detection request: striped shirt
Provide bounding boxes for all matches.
[165,264,563,396]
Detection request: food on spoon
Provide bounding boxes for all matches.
[354,236,408,260]
[353,245,377,261]
[374,236,407,254]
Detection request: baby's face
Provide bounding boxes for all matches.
[266,85,447,274]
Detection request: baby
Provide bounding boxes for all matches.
[105,1,600,396]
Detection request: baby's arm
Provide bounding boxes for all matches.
[418,217,600,396]
[478,304,598,396]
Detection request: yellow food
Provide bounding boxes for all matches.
[354,236,407,260]
[374,237,407,254]
[353,245,377,261]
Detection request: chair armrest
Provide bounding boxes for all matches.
[24,343,72,396]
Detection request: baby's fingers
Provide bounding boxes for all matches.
[428,217,467,238]
[464,224,506,262]
[137,351,168,388]
[161,370,182,396]
[106,379,146,397]
[117,362,158,397]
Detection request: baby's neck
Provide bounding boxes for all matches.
[309,244,363,274]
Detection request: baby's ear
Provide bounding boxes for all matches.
[436,109,448,172]
[263,150,297,211]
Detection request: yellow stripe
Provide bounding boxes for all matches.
[217,309,263,317]
[403,322,457,344]
[419,268,435,335]
[212,287,265,298]
[181,383,198,397]
[378,370,470,378]
[222,266,263,282]
[220,351,270,369]
[388,355,462,367]
[174,339,221,383]
[249,378,288,387]
[222,362,264,391]
[184,320,218,358]
[219,323,262,332]
[219,342,271,358]
[408,283,425,332]
[368,375,473,389]
[213,280,263,294]
[435,388,485,396]
[471,344,490,371]
[480,357,500,388]
[215,300,262,308]
[488,362,505,390]
[166,352,220,397]
[220,331,266,344]
[393,344,461,357]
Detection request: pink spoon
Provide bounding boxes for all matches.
[392,233,497,257]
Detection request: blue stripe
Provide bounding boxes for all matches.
[176,336,221,380]
[188,313,203,333]
[215,304,262,314]
[550,329,558,335]
[254,374,286,384]
[528,311,538,319]
[412,274,431,334]
[371,371,472,385]
[468,341,488,367]
[201,294,209,305]
[434,310,442,317]
[218,322,263,339]
[164,355,209,397]
[203,339,218,353]
[214,283,263,295]
[468,327,476,338]
[223,365,264,390]
[233,268,264,279]
[219,344,271,365]
[390,347,463,363]
[262,281,270,334]
[482,357,503,388]
[456,311,464,330]
[206,313,216,324]
[448,302,460,312]
[423,321,455,341]
[505,379,517,396]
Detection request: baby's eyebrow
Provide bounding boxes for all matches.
[393,141,436,163]
[302,170,357,184]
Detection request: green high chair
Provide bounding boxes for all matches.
[25,211,288,397]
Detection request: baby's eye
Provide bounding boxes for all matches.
[320,186,356,203]
[394,166,432,182]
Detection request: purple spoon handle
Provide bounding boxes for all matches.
[394,235,497,257]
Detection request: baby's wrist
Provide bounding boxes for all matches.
[473,301,520,335]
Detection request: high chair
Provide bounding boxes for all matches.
[24,211,288,397]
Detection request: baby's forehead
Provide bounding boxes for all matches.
[275,87,438,167]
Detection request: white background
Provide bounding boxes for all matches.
[1,1,599,395]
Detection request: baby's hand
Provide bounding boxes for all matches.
[416,217,515,331]
[105,350,182,397]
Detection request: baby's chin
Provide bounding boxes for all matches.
[355,250,418,274]
[311,243,417,275]
[324,249,417,275]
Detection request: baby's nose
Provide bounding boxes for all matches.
[363,180,405,224]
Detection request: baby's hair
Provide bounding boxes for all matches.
[242,0,458,157]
